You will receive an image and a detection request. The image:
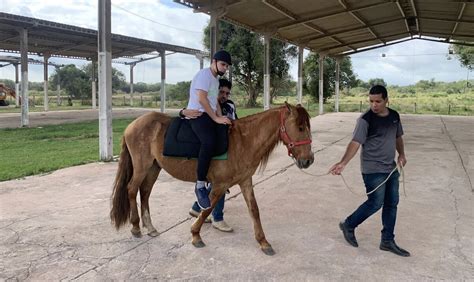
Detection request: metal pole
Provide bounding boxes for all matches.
[14,63,19,106]
[263,34,270,110]
[335,57,341,112]
[297,46,304,104]
[160,50,166,113]
[98,0,113,161]
[43,54,49,111]
[129,63,134,106]
[318,54,324,115]
[20,28,29,127]
[56,67,61,106]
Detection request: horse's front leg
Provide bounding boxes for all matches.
[190,187,225,248]
[239,177,274,256]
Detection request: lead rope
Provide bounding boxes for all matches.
[292,157,406,197]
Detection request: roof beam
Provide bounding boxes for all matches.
[297,17,405,44]
[267,1,393,30]
[342,37,414,56]
[419,16,474,24]
[338,0,384,44]
[318,31,408,53]
[409,0,420,33]
[395,1,412,34]
[418,37,474,47]
[449,2,466,40]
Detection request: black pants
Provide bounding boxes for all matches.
[189,113,217,181]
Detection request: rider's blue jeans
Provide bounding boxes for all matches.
[345,171,400,241]
[192,193,225,222]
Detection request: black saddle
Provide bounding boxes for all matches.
[163,117,229,158]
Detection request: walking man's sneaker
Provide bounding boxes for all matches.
[195,185,211,210]
[380,240,411,257]
[339,221,358,247]
[212,218,233,232]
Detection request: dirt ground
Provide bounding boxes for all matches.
[0,110,472,280]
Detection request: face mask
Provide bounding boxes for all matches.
[215,61,225,76]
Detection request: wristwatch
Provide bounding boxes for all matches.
[179,108,185,118]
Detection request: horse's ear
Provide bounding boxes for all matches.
[285,101,292,113]
[296,103,302,108]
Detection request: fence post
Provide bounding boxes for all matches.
[140,95,143,107]
[414,102,417,114]
[448,104,451,115]
[359,101,362,112]
[123,96,126,106]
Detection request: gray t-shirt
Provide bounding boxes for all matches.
[352,108,403,174]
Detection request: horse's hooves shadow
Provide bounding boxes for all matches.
[192,241,206,248]
[262,247,275,256]
[148,230,160,237]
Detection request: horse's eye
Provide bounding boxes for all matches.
[299,126,304,132]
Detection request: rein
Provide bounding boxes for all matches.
[279,108,312,157]
[293,159,406,197]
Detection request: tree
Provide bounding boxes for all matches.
[82,62,127,92]
[204,21,296,107]
[49,64,89,99]
[167,81,191,101]
[303,53,357,102]
[451,43,474,70]
[367,78,387,87]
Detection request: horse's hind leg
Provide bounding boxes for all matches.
[140,161,161,237]
[239,177,274,256]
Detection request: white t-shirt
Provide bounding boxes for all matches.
[187,68,219,112]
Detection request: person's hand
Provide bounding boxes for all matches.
[182,109,202,119]
[214,116,232,125]
[329,162,346,175]
[397,154,407,167]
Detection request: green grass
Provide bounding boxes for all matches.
[0,119,134,181]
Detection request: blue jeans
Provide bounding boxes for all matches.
[345,171,400,241]
[191,193,225,222]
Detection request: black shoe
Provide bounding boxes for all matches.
[380,240,411,257]
[339,221,358,247]
[195,185,211,210]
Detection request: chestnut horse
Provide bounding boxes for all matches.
[110,103,314,255]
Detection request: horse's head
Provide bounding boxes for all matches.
[279,102,314,169]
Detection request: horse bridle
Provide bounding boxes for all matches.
[279,108,312,157]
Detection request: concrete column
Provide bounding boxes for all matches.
[297,46,304,104]
[160,50,166,113]
[129,63,135,106]
[20,28,29,127]
[92,60,97,109]
[318,55,324,115]
[263,35,270,110]
[98,0,113,161]
[197,55,204,70]
[209,13,218,56]
[14,63,19,106]
[43,54,49,111]
[335,57,341,113]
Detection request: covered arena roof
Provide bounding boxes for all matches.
[0,12,208,60]
[176,0,474,56]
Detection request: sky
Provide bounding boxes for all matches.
[0,0,471,86]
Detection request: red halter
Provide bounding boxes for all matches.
[279,108,312,157]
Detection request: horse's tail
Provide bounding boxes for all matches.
[110,136,133,230]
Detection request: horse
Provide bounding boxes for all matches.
[110,102,314,255]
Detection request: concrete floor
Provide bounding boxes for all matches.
[0,112,472,280]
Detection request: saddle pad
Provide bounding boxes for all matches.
[163,117,229,159]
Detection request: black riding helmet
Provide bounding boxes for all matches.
[213,50,232,65]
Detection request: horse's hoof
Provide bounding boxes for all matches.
[192,240,206,248]
[148,230,160,237]
[262,247,275,256]
[131,230,142,238]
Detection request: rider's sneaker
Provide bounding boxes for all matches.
[188,208,211,223]
[195,185,211,210]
